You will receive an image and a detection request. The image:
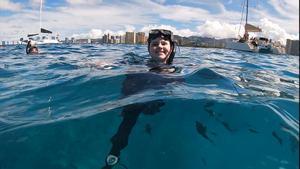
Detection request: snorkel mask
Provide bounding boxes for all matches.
[148,29,174,42]
[148,29,176,64]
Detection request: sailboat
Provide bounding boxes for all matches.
[23,0,60,44]
[225,0,274,53]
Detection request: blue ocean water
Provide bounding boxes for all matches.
[0,44,298,169]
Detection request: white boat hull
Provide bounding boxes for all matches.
[36,39,61,44]
[225,41,257,52]
[225,40,282,54]
[25,34,61,45]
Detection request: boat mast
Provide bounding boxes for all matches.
[245,0,248,25]
[39,0,43,32]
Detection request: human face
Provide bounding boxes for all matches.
[30,47,38,54]
[149,37,173,64]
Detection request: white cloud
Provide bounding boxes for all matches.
[251,7,299,36]
[89,29,103,38]
[176,0,228,13]
[196,20,239,38]
[116,30,126,36]
[141,24,197,37]
[256,18,298,44]
[71,33,89,39]
[143,2,241,26]
[124,25,136,32]
[268,0,299,19]
[176,29,197,37]
[66,0,102,6]
[55,3,154,27]
[0,0,22,11]
[159,5,210,22]
[0,2,155,40]
[28,0,43,8]
[71,28,129,39]
[71,29,106,39]
[141,24,177,34]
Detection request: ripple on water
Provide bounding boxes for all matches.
[47,62,80,70]
[0,68,14,77]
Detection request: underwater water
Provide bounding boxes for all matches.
[0,44,298,169]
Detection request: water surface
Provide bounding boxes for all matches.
[0,44,298,169]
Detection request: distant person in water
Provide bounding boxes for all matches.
[102,29,182,169]
[26,40,39,54]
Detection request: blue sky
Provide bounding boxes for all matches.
[0,0,299,43]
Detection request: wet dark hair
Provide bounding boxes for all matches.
[147,29,176,65]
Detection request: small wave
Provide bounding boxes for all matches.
[0,68,14,77]
[210,51,224,55]
[47,62,80,70]
[121,52,147,65]
[282,70,299,78]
